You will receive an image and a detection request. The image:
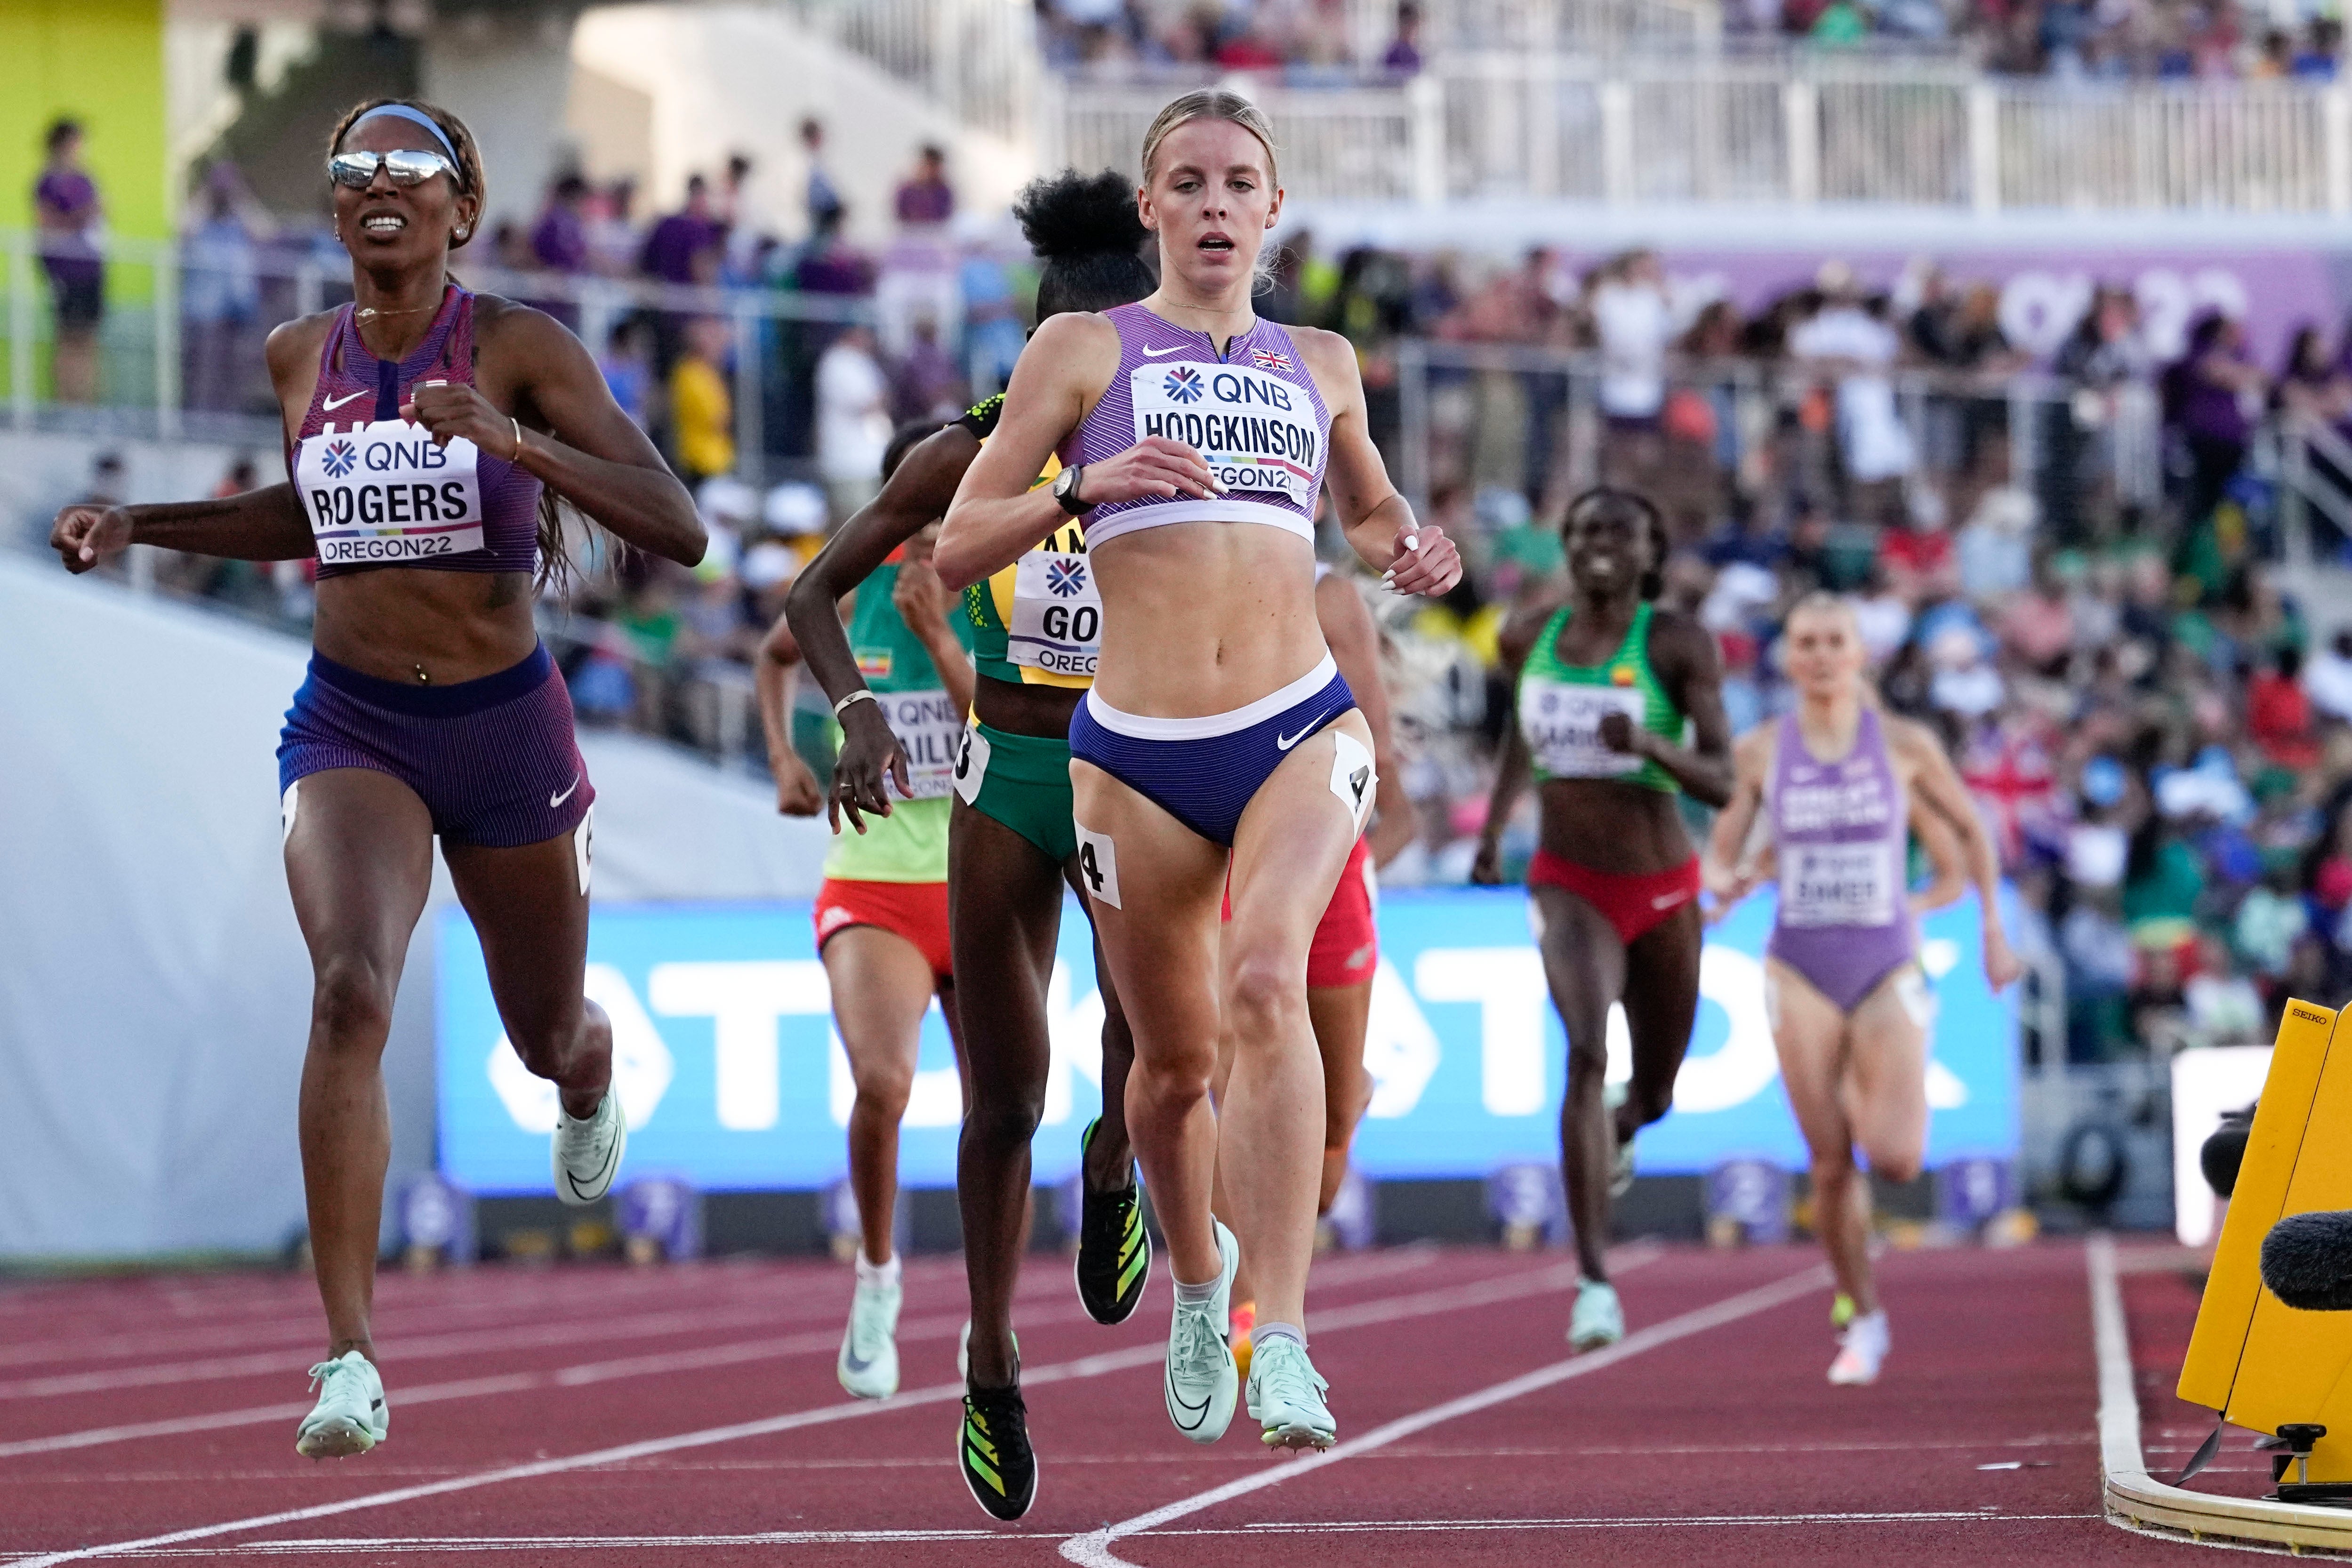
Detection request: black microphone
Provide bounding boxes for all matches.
[2262,1212,2352,1312]
[2202,1103,2255,1198]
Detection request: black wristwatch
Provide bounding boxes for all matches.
[1052,464,1088,516]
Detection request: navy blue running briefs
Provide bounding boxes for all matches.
[1068,664,1354,848]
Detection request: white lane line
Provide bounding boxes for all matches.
[0,1511,2103,1560]
[0,1247,1449,1460]
[2,1302,849,1402]
[5,1246,1433,1381]
[2,1431,2093,1486]
[0,1256,1043,1375]
[2086,1233,2151,1491]
[0,1249,1622,1566]
[1058,1262,1830,1568]
[0,1269,800,1371]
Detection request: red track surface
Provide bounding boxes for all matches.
[0,1240,2216,1565]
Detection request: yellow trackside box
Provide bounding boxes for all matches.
[2180,998,2352,1479]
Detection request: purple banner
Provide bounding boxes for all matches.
[1623,247,2341,366]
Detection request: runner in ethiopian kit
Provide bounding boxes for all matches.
[757,422,974,1407]
[1704,591,2020,1387]
[1473,485,1733,1354]
[771,167,1156,1522]
[48,97,704,1459]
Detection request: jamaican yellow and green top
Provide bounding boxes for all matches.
[957,394,1098,691]
[1515,600,1685,793]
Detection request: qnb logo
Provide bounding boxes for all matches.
[1162,366,1205,404]
[321,439,358,478]
[1046,559,1087,597]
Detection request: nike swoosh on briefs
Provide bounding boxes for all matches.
[551,776,581,808]
[1652,892,1688,909]
[322,389,369,410]
[1276,712,1335,750]
[1142,344,1186,357]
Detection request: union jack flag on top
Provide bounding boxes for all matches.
[1251,347,1293,372]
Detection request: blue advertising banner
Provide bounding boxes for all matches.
[436,887,2018,1194]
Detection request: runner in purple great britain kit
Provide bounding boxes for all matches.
[49,97,704,1459]
[937,89,1460,1455]
[1704,592,2022,1388]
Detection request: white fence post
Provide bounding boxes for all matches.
[1409,72,1445,204]
[9,230,33,428]
[1782,78,1818,204]
[155,243,182,442]
[2327,86,2352,217]
[1528,54,1559,198]
[1600,78,1635,204]
[1968,81,2001,217]
[930,0,960,125]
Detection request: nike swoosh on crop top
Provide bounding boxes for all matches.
[287,285,540,579]
[1064,303,1329,549]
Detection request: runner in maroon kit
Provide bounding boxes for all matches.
[48,98,703,1459]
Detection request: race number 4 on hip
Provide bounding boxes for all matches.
[297,419,484,566]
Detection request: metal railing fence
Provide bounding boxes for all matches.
[771,0,1043,144]
[1047,64,2352,214]
[1390,337,2170,543]
[1,231,879,484]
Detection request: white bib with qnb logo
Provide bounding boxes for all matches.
[1519,677,1647,779]
[1779,841,1898,928]
[878,688,963,800]
[1008,551,1103,677]
[1129,362,1319,503]
[296,419,483,566]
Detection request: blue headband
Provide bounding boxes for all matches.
[345,105,458,163]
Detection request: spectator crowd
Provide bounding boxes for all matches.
[1032,0,2344,79]
[30,119,2352,1066]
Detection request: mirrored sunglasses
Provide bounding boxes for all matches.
[326,149,459,189]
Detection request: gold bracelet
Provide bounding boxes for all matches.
[510,416,524,464]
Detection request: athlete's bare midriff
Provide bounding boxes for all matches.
[1538,777,1695,877]
[311,569,538,681]
[972,670,1084,739]
[1087,522,1326,716]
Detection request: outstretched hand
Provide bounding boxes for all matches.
[1382,524,1461,598]
[1983,925,2025,991]
[773,752,826,818]
[830,702,908,836]
[49,504,133,573]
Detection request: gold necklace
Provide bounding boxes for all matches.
[354,303,438,321]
